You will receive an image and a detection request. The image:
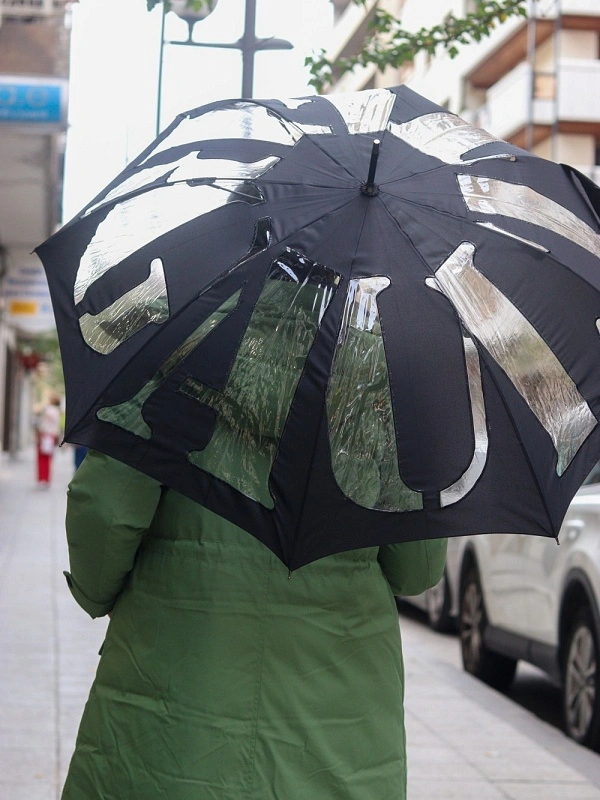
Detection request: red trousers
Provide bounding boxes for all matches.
[36,435,56,483]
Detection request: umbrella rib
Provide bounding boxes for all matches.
[247,97,369,186]
[286,198,373,568]
[380,187,600,294]
[376,159,461,189]
[477,358,558,537]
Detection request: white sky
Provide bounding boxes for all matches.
[63,0,333,221]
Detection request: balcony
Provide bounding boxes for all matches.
[467,18,553,90]
[561,0,600,22]
[327,0,377,65]
[473,58,600,146]
[466,3,600,91]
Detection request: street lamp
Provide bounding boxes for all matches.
[170,0,220,37]
[156,0,293,134]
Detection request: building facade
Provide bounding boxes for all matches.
[326,0,600,178]
[0,0,71,454]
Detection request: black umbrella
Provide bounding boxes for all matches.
[36,85,600,569]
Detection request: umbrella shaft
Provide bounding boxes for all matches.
[362,139,381,196]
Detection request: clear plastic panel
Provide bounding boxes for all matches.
[324,89,395,134]
[84,155,279,218]
[295,124,333,136]
[182,249,341,508]
[327,277,423,512]
[79,258,169,355]
[439,335,488,506]
[142,102,305,164]
[96,291,241,438]
[74,180,264,305]
[388,112,513,164]
[475,222,549,253]
[434,242,597,475]
[459,175,600,258]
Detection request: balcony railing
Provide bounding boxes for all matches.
[472,58,600,141]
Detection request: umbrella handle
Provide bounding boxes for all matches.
[362,139,381,197]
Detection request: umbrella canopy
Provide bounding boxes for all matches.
[37,85,600,569]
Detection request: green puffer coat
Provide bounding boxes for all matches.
[61,450,447,800]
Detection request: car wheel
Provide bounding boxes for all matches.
[562,608,600,751]
[425,571,454,633]
[459,565,517,691]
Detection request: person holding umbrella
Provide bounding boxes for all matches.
[59,259,448,799]
[61,448,447,800]
[57,217,448,800]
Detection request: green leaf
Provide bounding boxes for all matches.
[251,0,527,91]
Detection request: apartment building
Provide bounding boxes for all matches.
[326,0,600,177]
[0,0,71,453]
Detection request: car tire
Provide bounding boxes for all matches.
[459,565,517,691]
[562,607,600,752]
[425,570,454,633]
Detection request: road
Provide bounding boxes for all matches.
[397,601,570,743]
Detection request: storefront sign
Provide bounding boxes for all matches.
[0,77,68,125]
[4,261,55,333]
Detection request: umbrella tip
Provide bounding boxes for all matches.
[361,139,381,197]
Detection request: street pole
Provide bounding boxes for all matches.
[156,0,293,134]
[156,2,167,136]
[240,0,257,100]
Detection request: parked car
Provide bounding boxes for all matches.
[458,465,600,752]
[398,464,600,752]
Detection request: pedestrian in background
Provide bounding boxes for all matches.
[35,393,62,487]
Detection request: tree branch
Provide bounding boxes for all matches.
[305,0,528,93]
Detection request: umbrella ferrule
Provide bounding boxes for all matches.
[361,139,381,197]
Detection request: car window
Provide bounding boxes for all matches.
[581,461,600,486]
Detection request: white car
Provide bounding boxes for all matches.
[398,464,600,751]
[456,464,600,752]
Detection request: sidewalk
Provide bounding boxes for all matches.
[1,447,599,800]
[0,446,107,800]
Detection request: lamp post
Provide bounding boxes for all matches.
[156,0,293,134]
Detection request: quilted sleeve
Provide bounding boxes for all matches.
[378,538,448,597]
[64,449,163,618]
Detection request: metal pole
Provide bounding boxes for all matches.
[525,0,536,152]
[241,0,257,98]
[551,0,561,162]
[160,0,291,105]
[156,1,167,136]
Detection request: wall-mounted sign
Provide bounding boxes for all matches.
[0,76,68,126]
[4,260,55,333]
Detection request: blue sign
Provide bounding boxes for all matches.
[0,79,66,124]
